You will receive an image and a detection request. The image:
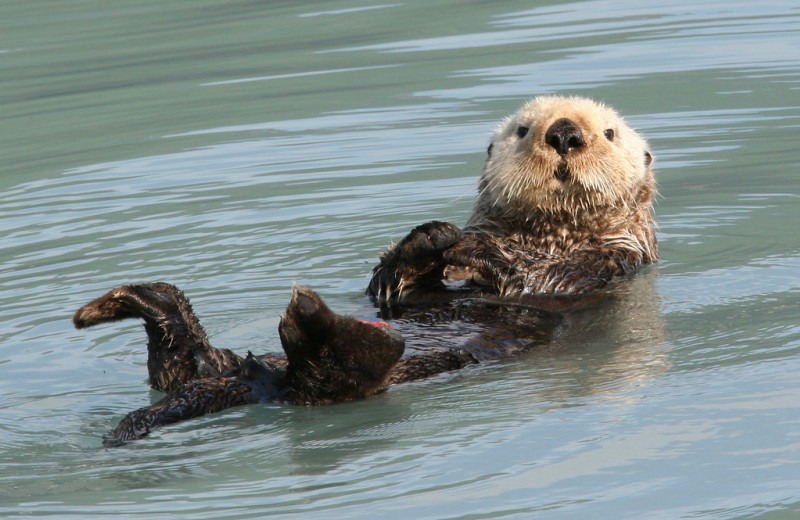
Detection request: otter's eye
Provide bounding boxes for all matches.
[516,126,529,139]
[487,143,493,157]
[604,129,615,141]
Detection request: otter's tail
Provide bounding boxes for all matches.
[104,376,257,446]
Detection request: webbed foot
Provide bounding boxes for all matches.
[73,283,242,393]
[279,286,405,404]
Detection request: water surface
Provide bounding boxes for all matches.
[1,1,799,518]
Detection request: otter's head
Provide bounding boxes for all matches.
[478,96,654,217]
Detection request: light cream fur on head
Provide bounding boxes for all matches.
[474,96,654,219]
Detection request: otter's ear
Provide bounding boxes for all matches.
[487,143,493,158]
[644,151,653,167]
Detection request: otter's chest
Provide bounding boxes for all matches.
[509,222,599,257]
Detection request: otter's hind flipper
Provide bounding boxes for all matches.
[279,286,405,405]
[73,283,242,393]
[367,221,463,305]
[104,376,257,446]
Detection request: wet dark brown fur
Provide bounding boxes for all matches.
[72,282,243,394]
[74,283,475,445]
[368,96,657,304]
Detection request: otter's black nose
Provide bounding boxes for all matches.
[545,118,584,157]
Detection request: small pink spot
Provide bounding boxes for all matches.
[357,319,393,329]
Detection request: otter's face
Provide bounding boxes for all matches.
[482,96,654,214]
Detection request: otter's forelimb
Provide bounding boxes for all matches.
[367,221,464,305]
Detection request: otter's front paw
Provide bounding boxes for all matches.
[395,221,463,260]
[367,221,463,303]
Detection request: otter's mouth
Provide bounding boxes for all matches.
[554,161,570,182]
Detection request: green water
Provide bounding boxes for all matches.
[1,1,799,518]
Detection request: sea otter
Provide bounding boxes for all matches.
[368,95,656,305]
[74,95,656,444]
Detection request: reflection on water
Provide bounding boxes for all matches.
[1,0,800,518]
